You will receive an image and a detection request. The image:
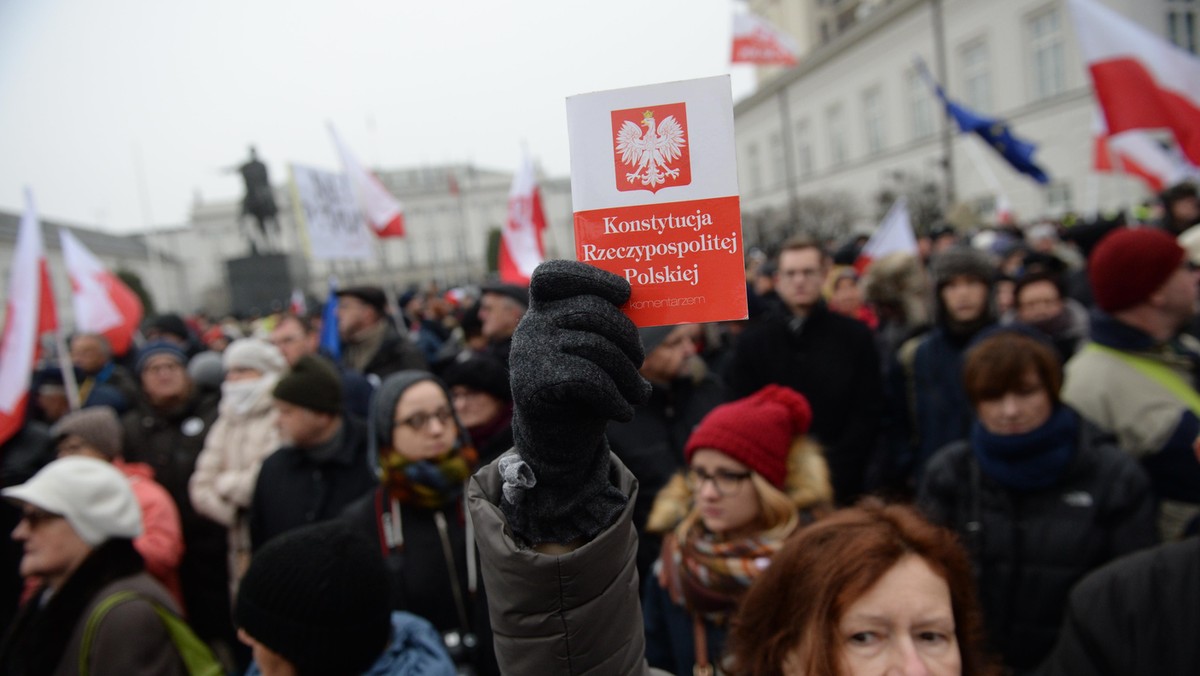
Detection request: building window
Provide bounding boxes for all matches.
[863,86,886,154]
[1045,182,1072,214]
[769,131,786,188]
[907,68,935,141]
[795,119,814,178]
[746,143,763,194]
[960,39,991,114]
[827,103,848,166]
[1168,0,1198,53]
[1028,7,1066,101]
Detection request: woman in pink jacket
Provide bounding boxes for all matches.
[51,406,185,607]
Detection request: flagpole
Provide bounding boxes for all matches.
[930,0,956,206]
[962,137,1012,216]
[54,330,81,411]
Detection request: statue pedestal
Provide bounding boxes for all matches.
[225,254,308,316]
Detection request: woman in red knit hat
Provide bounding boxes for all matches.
[642,384,834,675]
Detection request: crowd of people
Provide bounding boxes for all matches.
[2,183,1200,674]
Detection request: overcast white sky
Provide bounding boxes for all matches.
[0,0,757,234]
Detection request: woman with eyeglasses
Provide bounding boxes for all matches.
[342,371,500,676]
[642,384,834,675]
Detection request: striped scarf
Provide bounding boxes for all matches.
[659,517,797,623]
[379,444,479,510]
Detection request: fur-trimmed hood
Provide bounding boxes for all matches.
[645,436,833,535]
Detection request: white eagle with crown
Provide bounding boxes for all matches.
[615,109,687,189]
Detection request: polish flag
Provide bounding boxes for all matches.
[499,153,548,285]
[855,197,917,273]
[731,11,800,66]
[1093,110,1199,192]
[0,190,56,445]
[328,123,405,238]
[1069,0,1200,165]
[60,230,143,357]
[289,288,307,316]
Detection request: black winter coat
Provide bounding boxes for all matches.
[918,420,1158,672]
[342,488,499,676]
[1036,537,1200,676]
[726,302,882,502]
[249,416,376,551]
[120,387,229,645]
[607,371,725,580]
[121,388,220,538]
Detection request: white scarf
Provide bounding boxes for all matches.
[220,373,279,417]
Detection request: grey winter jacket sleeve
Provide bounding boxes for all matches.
[467,452,658,676]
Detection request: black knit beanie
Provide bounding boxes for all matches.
[442,354,512,402]
[272,355,343,414]
[638,326,675,354]
[235,521,391,674]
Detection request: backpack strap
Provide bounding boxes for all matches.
[81,591,139,675]
[81,590,223,676]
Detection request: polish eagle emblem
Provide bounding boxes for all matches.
[615,109,688,190]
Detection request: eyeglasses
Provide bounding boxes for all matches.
[270,334,303,347]
[686,467,752,497]
[20,507,63,529]
[144,361,183,375]
[779,267,824,280]
[450,387,486,401]
[395,407,455,431]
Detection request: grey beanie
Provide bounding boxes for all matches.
[50,406,123,459]
[931,246,997,289]
[369,370,468,462]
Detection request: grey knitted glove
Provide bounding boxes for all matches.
[503,260,651,546]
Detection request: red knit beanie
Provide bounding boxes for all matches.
[684,385,812,489]
[1089,227,1185,313]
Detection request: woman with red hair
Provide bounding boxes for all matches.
[728,500,999,675]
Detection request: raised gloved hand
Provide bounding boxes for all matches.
[502,260,652,546]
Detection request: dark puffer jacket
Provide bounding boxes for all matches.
[918,419,1158,672]
[120,387,228,646]
[249,416,377,551]
[468,452,658,675]
[607,370,725,580]
[1037,536,1200,676]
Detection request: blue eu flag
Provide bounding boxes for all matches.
[916,57,1050,184]
[320,277,341,359]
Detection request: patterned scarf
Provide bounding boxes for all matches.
[379,443,479,510]
[659,517,797,623]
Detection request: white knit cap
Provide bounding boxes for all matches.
[2,456,142,546]
[223,337,287,375]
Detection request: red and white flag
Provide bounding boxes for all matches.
[499,153,548,285]
[1092,109,1199,192]
[328,123,405,238]
[60,230,143,357]
[0,189,56,445]
[731,11,800,66]
[1069,0,1200,165]
[289,288,307,316]
[855,197,917,273]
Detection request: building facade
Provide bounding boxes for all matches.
[137,163,574,316]
[734,0,1197,248]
